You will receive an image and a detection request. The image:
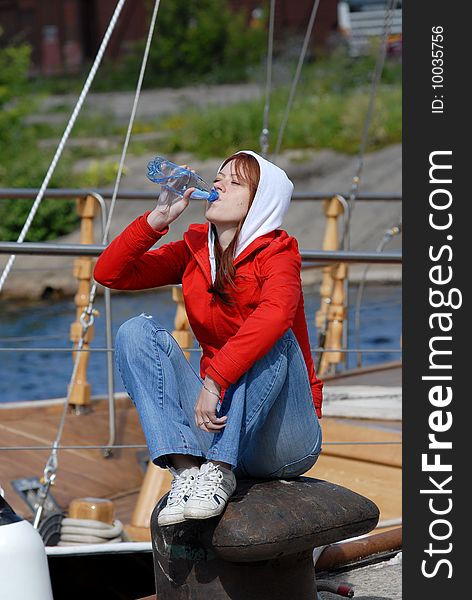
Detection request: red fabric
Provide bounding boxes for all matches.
[94,213,323,417]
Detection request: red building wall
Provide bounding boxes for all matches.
[0,0,338,75]
[0,0,147,75]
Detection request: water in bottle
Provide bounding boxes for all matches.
[147,157,219,207]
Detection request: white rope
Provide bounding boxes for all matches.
[85,0,162,313]
[102,0,162,247]
[375,517,402,529]
[31,0,162,528]
[0,0,128,294]
[59,518,124,545]
[273,0,321,160]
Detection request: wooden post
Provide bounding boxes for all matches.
[126,286,195,540]
[316,196,347,377]
[319,262,347,375]
[315,197,343,334]
[125,464,172,541]
[171,286,195,359]
[69,195,98,409]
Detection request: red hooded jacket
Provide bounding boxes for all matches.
[94,213,323,417]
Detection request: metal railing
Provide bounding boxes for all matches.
[0,240,401,263]
[0,190,117,453]
[0,188,402,454]
[0,188,402,202]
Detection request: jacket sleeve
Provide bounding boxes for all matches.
[93,212,190,290]
[205,242,302,389]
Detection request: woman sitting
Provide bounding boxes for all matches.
[94,150,323,527]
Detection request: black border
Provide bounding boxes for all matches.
[403,1,468,597]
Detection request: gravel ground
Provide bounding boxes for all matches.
[28,83,263,125]
[319,552,402,600]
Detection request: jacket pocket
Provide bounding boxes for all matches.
[233,273,261,309]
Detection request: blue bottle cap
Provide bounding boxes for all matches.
[207,188,219,202]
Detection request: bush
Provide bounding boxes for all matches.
[0,35,31,148]
[156,52,402,158]
[0,35,79,241]
[94,0,266,90]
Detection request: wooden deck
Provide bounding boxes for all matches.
[0,368,401,534]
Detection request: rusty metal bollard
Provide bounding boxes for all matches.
[150,477,379,600]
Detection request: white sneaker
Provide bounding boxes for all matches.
[158,466,199,526]
[184,462,237,520]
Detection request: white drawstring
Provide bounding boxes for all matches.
[208,224,217,284]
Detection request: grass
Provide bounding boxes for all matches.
[29,51,402,161]
[1,50,401,242]
[154,83,401,159]
[142,52,402,158]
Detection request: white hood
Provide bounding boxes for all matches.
[208,150,294,283]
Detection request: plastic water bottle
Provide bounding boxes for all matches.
[147,156,219,206]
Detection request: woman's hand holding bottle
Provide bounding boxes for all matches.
[147,164,194,231]
[147,187,194,231]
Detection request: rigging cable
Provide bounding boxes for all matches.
[354,221,401,368]
[0,0,128,294]
[273,0,321,160]
[259,0,276,157]
[31,0,162,529]
[342,0,399,248]
[316,0,399,371]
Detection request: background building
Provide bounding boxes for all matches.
[0,0,338,75]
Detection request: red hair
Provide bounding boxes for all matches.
[209,153,260,305]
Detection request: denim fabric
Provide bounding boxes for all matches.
[115,314,322,478]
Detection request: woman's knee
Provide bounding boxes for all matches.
[268,450,321,479]
[116,315,146,351]
[269,329,299,357]
[115,314,170,356]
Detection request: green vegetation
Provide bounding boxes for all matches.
[104,0,265,89]
[154,51,402,158]
[1,14,401,242]
[0,37,120,242]
[35,50,401,161]
[31,0,266,94]
[0,38,76,241]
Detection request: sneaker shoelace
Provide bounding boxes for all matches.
[167,471,196,505]
[192,464,223,501]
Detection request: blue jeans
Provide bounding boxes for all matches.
[115,314,322,479]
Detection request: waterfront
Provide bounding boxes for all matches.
[0,283,401,403]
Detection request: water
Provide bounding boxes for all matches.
[0,285,401,403]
